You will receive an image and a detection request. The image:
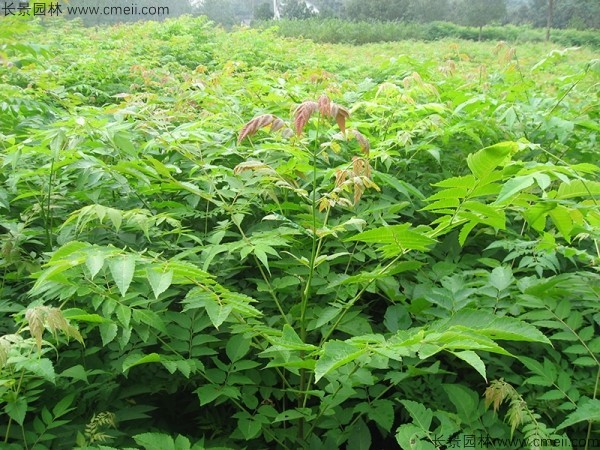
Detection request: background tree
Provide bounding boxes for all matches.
[254,1,274,20]
[344,0,409,22]
[281,0,317,19]
[455,0,507,40]
[527,0,599,29]
[546,0,553,41]
[198,0,237,25]
[408,0,450,22]
[311,0,344,18]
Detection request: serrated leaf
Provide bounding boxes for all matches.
[238,418,262,440]
[273,408,313,422]
[85,252,105,279]
[451,350,486,380]
[134,432,175,450]
[60,364,88,383]
[467,141,518,179]
[204,297,233,329]
[107,208,123,232]
[132,309,167,334]
[123,353,162,372]
[146,268,173,299]
[109,255,136,297]
[226,334,251,363]
[5,397,27,425]
[489,266,514,291]
[174,435,191,450]
[548,206,573,242]
[315,340,366,382]
[99,322,118,346]
[347,419,371,450]
[431,309,550,344]
[21,358,56,383]
[556,180,600,199]
[556,398,600,430]
[369,399,395,432]
[384,304,412,333]
[495,175,535,204]
[63,308,109,323]
[443,384,479,423]
[396,424,434,450]
[347,224,436,256]
[195,384,225,406]
[400,400,433,431]
[537,390,566,401]
[337,261,424,286]
[458,220,478,246]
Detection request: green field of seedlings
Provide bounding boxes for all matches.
[1,15,599,450]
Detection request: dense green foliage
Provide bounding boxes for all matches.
[1,14,599,450]
[258,19,600,47]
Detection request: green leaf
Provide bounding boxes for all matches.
[489,266,514,291]
[265,324,317,352]
[369,399,395,432]
[226,334,251,363]
[556,180,600,199]
[337,261,424,285]
[443,384,479,423]
[196,384,226,406]
[85,251,106,279]
[548,206,573,242]
[400,400,433,431]
[315,340,366,382]
[63,308,109,323]
[556,398,600,430]
[174,435,192,450]
[53,393,76,417]
[347,224,436,257]
[238,418,262,440]
[134,432,175,450]
[5,397,27,425]
[467,141,518,179]
[458,220,478,246]
[347,419,371,450]
[451,350,486,380]
[107,208,123,231]
[431,309,550,344]
[253,243,279,273]
[123,353,162,372]
[384,304,412,333]
[99,322,118,346]
[146,268,173,299]
[396,424,435,450]
[132,309,167,334]
[537,390,566,401]
[109,255,136,297]
[273,408,314,423]
[204,296,233,329]
[462,201,505,228]
[48,241,89,262]
[182,289,236,329]
[21,358,56,383]
[494,175,535,204]
[59,365,89,383]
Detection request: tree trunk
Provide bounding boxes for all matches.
[546,0,554,41]
[273,0,281,19]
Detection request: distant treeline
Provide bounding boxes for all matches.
[200,0,599,31]
[255,18,600,47]
[58,0,599,33]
